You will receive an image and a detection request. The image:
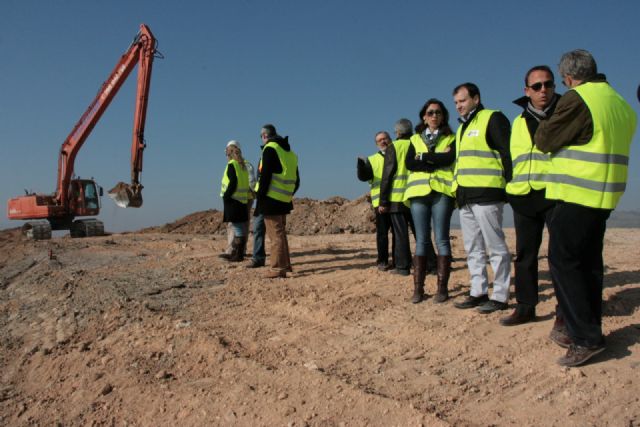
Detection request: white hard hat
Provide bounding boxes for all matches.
[226,140,241,149]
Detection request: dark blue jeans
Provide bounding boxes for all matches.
[409,192,454,256]
[252,213,266,263]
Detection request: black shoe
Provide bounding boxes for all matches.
[477,299,508,314]
[377,262,389,271]
[246,259,265,268]
[454,294,489,309]
[557,343,606,367]
[392,268,410,276]
[500,304,536,326]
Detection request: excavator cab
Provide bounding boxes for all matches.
[69,179,101,216]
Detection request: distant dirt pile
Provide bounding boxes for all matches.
[143,195,375,236]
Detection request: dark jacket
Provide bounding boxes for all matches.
[507,94,560,214]
[455,105,512,207]
[222,163,249,223]
[534,74,606,154]
[379,134,411,213]
[254,135,300,216]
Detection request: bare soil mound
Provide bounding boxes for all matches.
[143,195,375,236]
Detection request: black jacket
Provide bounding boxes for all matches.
[254,135,300,216]
[455,105,512,207]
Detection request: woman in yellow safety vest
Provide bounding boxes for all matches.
[220,140,250,262]
[405,99,456,304]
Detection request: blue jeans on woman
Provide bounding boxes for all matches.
[231,222,246,237]
[410,192,454,257]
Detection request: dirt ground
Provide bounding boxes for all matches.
[1,205,639,426]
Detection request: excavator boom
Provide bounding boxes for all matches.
[57,24,156,208]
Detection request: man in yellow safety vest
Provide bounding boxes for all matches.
[535,50,637,367]
[501,65,560,326]
[358,131,395,271]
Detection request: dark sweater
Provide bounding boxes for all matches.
[534,75,606,154]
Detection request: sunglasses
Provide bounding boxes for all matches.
[426,110,442,117]
[528,80,555,91]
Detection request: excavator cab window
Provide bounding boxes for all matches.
[83,181,99,209]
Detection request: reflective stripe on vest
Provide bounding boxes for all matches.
[452,109,505,192]
[220,159,250,203]
[389,138,411,203]
[404,133,455,200]
[259,141,298,203]
[368,152,385,208]
[544,82,636,209]
[505,115,551,195]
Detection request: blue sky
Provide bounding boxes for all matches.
[1,0,639,231]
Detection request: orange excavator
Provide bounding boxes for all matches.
[7,24,159,240]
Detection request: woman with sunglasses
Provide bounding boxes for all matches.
[404,99,456,304]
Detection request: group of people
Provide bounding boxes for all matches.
[358,49,636,367]
[219,124,300,279]
[218,50,635,367]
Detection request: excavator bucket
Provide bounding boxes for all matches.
[108,182,143,208]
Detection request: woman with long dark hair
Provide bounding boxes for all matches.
[405,99,456,303]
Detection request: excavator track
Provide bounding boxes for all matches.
[70,219,105,238]
[22,221,52,240]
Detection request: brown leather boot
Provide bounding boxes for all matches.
[433,255,451,303]
[412,255,427,304]
[229,236,245,262]
[426,243,437,275]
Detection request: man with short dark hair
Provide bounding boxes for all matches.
[451,83,513,314]
[535,49,637,366]
[254,124,300,279]
[501,65,560,326]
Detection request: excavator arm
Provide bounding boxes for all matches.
[57,24,157,208]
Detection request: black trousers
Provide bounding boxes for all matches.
[548,201,609,348]
[375,211,394,265]
[512,204,554,307]
[390,211,415,272]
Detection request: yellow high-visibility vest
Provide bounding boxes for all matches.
[388,138,411,203]
[506,115,551,195]
[452,109,505,192]
[404,133,455,200]
[368,152,385,208]
[545,82,637,209]
[220,159,250,203]
[255,141,298,203]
